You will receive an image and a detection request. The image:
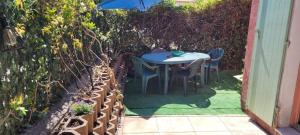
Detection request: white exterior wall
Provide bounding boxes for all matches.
[278,0,300,127]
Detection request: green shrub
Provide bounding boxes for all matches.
[118,0,252,70]
[0,0,104,134]
[71,101,93,116]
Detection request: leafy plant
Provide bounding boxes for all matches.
[9,94,28,117]
[0,0,105,134]
[70,101,93,116]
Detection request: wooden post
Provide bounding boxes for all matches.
[289,64,300,125]
[241,0,260,110]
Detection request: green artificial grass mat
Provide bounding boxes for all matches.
[124,71,244,116]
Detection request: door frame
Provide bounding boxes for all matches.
[289,64,300,125]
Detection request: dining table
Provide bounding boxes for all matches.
[142,51,210,94]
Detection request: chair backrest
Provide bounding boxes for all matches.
[131,56,143,76]
[187,59,204,78]
[151,47,166,53]
[208,48,224,59]
[208,48,224,65]
[131,56,144,76]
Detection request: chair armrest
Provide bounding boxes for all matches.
[211,57,222,61]
[206,57,221,63]
[142,61,159,71]
[182,62,194,70]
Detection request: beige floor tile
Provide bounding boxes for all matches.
[160,132,196,135]
[123,117,158,133]
[188,116,228,132]
[156,117,194,132]
[231,130,268,135]
[219,116,263,132]
[123,133,160,135]
[196,131,232,135]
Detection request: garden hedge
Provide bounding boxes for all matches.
[102,0,251,70]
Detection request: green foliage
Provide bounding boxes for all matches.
[0,0,105,134]
[126,0,252,69]
[161,0,176,7]
[71,101,93,115]
[9,94,28,117]
[93,0,251,70]
[160,0,222,12]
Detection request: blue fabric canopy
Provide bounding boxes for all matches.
[97,0,162,11]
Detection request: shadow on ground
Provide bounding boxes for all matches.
[124,71,243,116]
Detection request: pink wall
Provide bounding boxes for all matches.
[241,0,259,110]
[242,0,300,128]
[278,0,300,127]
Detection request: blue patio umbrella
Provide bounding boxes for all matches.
[97,0,162,11]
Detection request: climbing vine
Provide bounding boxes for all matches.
[0,0,105,134]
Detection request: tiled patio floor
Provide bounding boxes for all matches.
[119,115,268,135]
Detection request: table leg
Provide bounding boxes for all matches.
[201,63,205,85]
[164,64,169,94]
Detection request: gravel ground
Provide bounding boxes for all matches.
[21,73,91,135]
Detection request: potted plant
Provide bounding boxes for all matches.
[87,99,97,122]
[94,81,109,91]
[71,100,94,133]
[106,122,116,134]
[113,102,121,114]
[99,67,111,88]
[83,92,101,122]
[93,120,104,135]
[64,117,88,135]
[104,97,113,114]
[93,76,109,87]
[112,107,120,117]
[116,89,124,103]
[93,85,107,105]
[101,103,111,124]
[101,75,111,90]
[109,112,118,126]
[107,90,116,108]
[97,112,108,131]
[108,68,117,89]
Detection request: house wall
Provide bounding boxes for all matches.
[241,0,259,110]
[278,0,300,127]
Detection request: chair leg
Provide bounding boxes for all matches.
[158,75,161,91]
[193,77,197,93]
[204,67,208,84]
[216,67,220,82]
[144,79,149,94]
[142,77,145,94]
[183,77,187,96]
[205,67,210,84]
[170,74,175,89]
[134,72,137,82]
